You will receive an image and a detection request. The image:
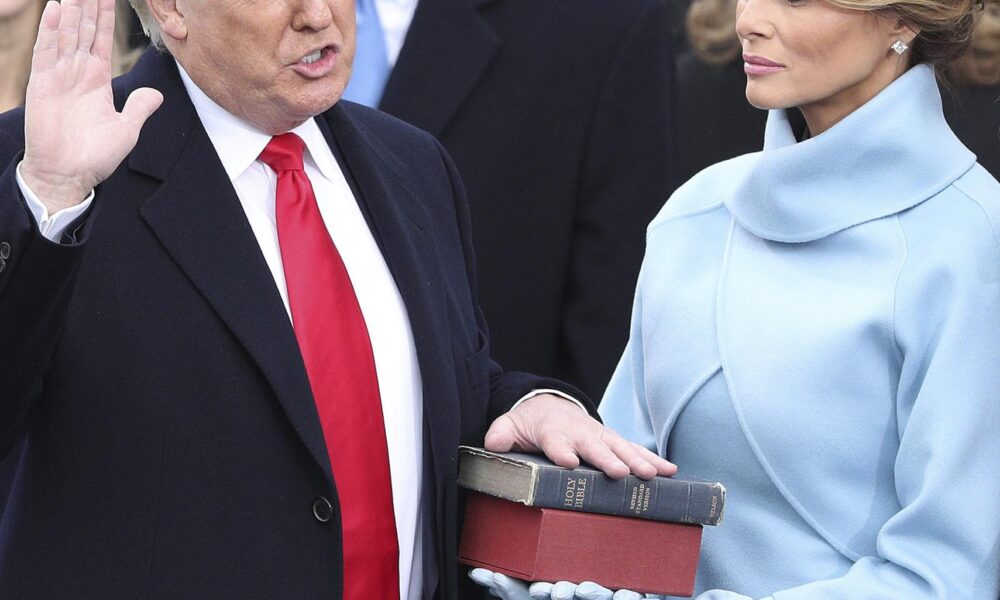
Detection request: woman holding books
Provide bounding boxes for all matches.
[472,0,1000,598]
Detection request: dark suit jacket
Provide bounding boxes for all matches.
[0,49,583,600]
[378,0,676,400]
[942,83,1000,181]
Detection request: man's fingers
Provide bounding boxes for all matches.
[76,0,99,54]
[57,0,83,59]
[577,436,629,479]
[121,87,164,138]
[91,0,116,63]
[633,443,677,477]
[32,2,61,71]
[484,415,519,452]
[611,590,644,600]
[537,435,584,470]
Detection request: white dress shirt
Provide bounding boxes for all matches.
[18,64,426,600]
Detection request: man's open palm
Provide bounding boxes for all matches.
[21,0,161,213]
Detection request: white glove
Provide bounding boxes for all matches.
[695,591,755,600]
[469,569,663,600]
[469,568,533,600]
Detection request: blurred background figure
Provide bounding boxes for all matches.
[676,0,766,183]
[0,0,145,113]
[0,0,44,113]
[343,0,677,402]
[670,0,693,49]
[943,2,1000,179]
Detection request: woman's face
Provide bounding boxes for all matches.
[736,0,914,133]
[0,0,38,20]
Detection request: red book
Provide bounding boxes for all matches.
[459,492,702,596]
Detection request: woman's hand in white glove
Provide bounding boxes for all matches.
[469,569,663,600]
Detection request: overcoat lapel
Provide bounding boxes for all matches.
[123,51,333,483]
[378,0,500,138]
[320,105,458,485]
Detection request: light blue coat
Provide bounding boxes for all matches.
[600,64,1000,599]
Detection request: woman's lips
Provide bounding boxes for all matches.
[743,54,786,75]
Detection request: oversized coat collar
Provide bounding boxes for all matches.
[726,64,977,244]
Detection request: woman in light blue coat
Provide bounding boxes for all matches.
[472,0,1000,598]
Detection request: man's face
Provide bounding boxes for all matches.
[168,0,355,134]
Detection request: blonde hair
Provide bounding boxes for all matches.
[824,0,988,67]
[949,3,1000,86]
[686,0,741,66]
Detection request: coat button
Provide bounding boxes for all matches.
[0,242,9,260]
[312,497,332,523]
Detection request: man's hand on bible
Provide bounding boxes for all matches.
[485,394,676,480]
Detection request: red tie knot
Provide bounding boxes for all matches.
[260,133,306,173]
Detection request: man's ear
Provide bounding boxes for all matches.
[146,0,188,42]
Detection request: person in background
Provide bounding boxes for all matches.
[0,0,45,113]
[675,0,768,184]
[943,2,1000,178]
[0,0,141,113]
[473,0,1000,598]
[344,0,677,402]
[670,0,694,49]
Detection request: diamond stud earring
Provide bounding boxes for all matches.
[891,40,909,55]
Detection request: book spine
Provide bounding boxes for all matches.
[533,468,724,526]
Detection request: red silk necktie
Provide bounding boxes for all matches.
[261,133,400,600]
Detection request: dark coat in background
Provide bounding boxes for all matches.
[378,0,677,401]
[675,50,767,183]
[943,83,1000,181]
[0,49,584,600]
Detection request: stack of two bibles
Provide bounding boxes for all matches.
[457,447,726,597]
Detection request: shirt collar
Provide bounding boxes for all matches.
[725,64,976,243]
[176,61,343,183]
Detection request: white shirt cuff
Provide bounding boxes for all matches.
[17,161,94,242]
[512,388,588,413]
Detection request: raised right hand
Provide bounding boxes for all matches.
[20,0,162,213]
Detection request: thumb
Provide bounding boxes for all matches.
[121,87,163,138]
[484,414,518,452]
